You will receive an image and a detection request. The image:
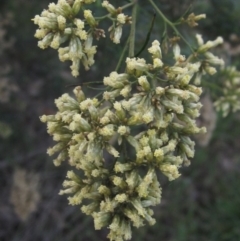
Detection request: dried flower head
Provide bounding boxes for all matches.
[10,168,40,221]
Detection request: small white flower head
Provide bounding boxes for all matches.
[75,28,87,40]
[153,58,163,68]
[186,13,206,27]
[173,44,186,62]
[115,193,128,203]
[205,52,224,66]
[98,185,110,195]
[160,164,181,181]
[173,44,180,58]
[142,110,154,123]
[32,15,40,25]
[196,34,204,46]
[188,62,201,73]
[70,59,80,77]
[92,211,111,230]
[113,25,122,44]
[121,100,131,111]
[139,136,149,146]
[103,110,115,122]
[84,33,93,50]
[143,146,151,156]
[109,71,119,81]
[117,126,129,135]
[80,98,94,110]
[166,88,190,100]
[204,66,217,75]
[51,33,62,49]
[167,139,177,151]
[40,115,48,123]
[102,1,116,14]
[126,57,148,72]
[103,76,111,86]
[100,116,110,125]
[120,85,131,97]
[114,162,132,173]
[34,29,48,39]
[38,33,54,49]
[154,149,164,160]
[87,132,96,141]
[113,101,122,111]
[74,18,85,29]
[84,10,96,27]
[117,13,126,24]
[193,13,206,20]
[169,66,188,75]
[138,75,150,91]
[57,15,66,30]
[148,40,162,59]
[47,147,55,156]
[198,36,224,53]
[58,0,73,16]
[72,0,83,15]
[85,45,97,57]
[155,86,165,96]
[147,128,156,137]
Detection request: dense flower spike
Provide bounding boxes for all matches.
[39,38,220,240]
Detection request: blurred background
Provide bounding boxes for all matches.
[1,0,240,240]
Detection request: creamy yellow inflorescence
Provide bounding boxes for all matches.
[39,37,228,240]
[33,0,132,77]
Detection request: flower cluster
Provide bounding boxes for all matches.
[102,1,132,44]
[33,0,133,77]
[193,34,224,85]
[214,66,240,117]
[190,35,240,117]
[40,85,161,240]
[40,40,210,240]
[32,0,98,77]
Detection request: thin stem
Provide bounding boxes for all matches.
[147,0,172,26]
[147,0,195,53]
[95,14,110,21]
[135,13,156,57]
[129,0,138,57]
[95,2,135,20]
[86,86,106,91]
[83,81,104,85]
[121,1,136,11]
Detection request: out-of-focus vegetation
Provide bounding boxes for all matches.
[0,0,240,240]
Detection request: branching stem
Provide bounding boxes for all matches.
[129,0,138,57]
[147,0,195,53]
